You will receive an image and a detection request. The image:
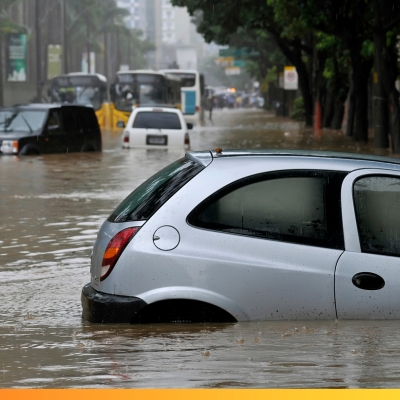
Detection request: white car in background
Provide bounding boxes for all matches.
[119,106,191,150]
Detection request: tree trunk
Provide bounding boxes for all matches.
[372,75,390,148]
[388,87,400,153]
[348,44,372,141]
[272,36,313,126]
[346,87,355,137]
[353,77,370,142]
[373,2,390,149]
[296,55,313,127]
[323,90,335,128]
[331,99,345,130]
[326,55,348,131]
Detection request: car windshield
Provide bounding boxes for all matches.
[114,74,166,111]
[108,157,204,222]
[50,75,103,110]
[132,111,181,129]
[51,86,101,110]
[0,110,47,132]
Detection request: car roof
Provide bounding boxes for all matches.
[186,148,400,168]
[134,106,181,113]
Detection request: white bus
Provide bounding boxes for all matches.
[159,69,205,126]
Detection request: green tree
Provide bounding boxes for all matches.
[269,0,374,142]
[172,0,316,126]
[372,0,400,152]
[118,28,155,70]
[67,0,129,72]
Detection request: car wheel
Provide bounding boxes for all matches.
[19,145,40,155]
[131,299,237,324]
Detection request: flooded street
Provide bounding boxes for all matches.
[2,108,400,388]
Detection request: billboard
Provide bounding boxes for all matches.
[6,33,27,82]
[47,45,62,80]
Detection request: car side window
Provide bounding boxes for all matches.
[46,110,62,134]
[188,171,346,249]
[354,175,400,257]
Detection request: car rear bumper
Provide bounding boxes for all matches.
[81,283,147,323]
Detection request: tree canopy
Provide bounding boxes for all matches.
[172,0,400,153]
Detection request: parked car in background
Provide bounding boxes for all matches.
[0,104,102,155]
[82,149,400,324]
[119,106,191,150]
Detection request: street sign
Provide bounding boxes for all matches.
[233,60,246,67]
[225,66,241,76]
[284,66,298,90]
[219,47,259,58]
[215,57,234,66]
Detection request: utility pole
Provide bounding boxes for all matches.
[86,16,91,73]
[62,0,68,73]
[35,0,42,101]
[103,27,108,80]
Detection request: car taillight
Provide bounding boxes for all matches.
[100,227,140,281]
[196,106,200,112]
[184,132,190,146]
[123,131,129,143]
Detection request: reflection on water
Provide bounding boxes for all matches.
[1,108,400,388]
[4,320,400,388]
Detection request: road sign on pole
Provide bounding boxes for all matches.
[284,66,298,90]
[225,66,241,75]
[219,47,260,57]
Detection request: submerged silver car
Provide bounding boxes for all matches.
[82,149,400,323]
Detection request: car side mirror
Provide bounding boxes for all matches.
[117,120,125,128]
[187,123,193,130]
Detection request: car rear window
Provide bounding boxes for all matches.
[132,111,181,129]
[108,157,204,222]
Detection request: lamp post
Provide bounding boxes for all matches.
[35,0,42,101]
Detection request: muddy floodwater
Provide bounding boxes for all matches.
[2,109,400,388]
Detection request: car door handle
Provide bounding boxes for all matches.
[352,272,385,290]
